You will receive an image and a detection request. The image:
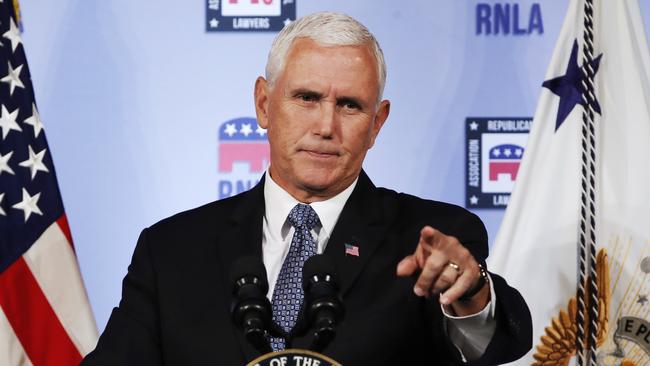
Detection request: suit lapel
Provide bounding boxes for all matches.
[292,171,398,348]
[323,170,398,296]
[214,177,266,361]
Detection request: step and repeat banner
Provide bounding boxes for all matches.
[16,0,650,331]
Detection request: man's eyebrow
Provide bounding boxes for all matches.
[290,88,322,97]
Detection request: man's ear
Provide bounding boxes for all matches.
[368,99,390,148]
[254,76,270,129]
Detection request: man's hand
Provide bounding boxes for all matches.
[396,226,490,316]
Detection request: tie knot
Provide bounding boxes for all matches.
[287,203,320,230]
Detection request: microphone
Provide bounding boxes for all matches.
[230,256,273,354]
[302,255,344,352]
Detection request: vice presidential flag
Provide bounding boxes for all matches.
[0,2,98,365]
[490,0,650,365]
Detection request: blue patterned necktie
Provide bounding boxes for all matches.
[270,203,321,351]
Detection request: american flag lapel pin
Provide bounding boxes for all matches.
[344,243,359,257]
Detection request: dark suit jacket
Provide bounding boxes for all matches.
[82,171,531,365]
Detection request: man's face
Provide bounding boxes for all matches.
[255,38,390,202]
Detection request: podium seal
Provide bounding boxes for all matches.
[246,349,342,366]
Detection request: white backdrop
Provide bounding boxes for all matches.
[15,0,650,331]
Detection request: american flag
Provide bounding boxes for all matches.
[344,243,359,257]
[0,2,97,365]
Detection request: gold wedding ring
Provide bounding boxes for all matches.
[448,261,460,271]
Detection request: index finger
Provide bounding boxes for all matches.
[419,226,443,248]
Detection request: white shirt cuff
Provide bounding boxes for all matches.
[441,273,497,362]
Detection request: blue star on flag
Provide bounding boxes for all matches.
[542,40,603,131]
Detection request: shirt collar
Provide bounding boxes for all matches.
[263,170,358,241]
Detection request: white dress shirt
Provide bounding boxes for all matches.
[260,170,496,361]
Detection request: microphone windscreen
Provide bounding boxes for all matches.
[302,254,337,286]
[229,256,269,294]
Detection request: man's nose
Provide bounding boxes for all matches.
[315,101,337,138]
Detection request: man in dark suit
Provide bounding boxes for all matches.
[83,12,532,365]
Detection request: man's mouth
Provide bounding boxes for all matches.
[302,149,338,158]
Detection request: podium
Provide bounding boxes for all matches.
[247,349,342,366]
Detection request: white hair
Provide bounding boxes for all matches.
[265,12,387,102]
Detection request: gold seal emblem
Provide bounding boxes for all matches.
[533,249,613,366]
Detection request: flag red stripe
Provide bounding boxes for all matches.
[56,214,74,249]
[0,257,82,366]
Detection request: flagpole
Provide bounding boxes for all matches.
[578,0,599,364]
